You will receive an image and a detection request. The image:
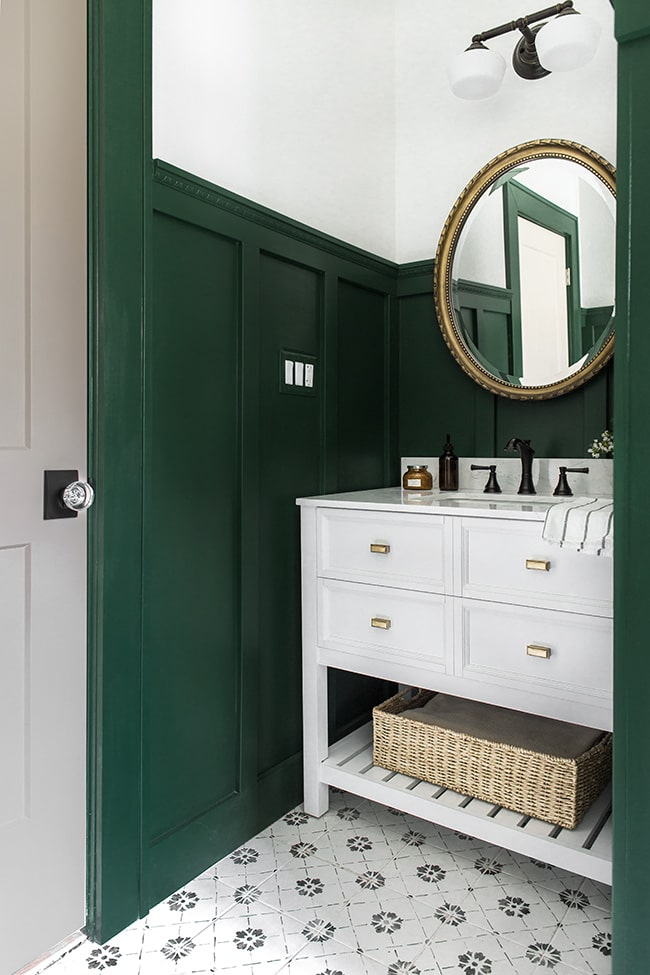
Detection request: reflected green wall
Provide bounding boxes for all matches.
[398,262,613,460]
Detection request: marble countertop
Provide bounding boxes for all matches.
[296,486,566,520]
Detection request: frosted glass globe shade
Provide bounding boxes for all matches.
[447,47,506,100]
[536,13,601,72]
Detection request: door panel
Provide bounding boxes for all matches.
[0,546,28,828]
[143,212,244,906]
[518,217,569,382]
[0,2,87,972]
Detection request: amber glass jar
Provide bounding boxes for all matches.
[402,465,433,491]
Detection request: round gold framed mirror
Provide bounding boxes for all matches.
[433,140,615,400]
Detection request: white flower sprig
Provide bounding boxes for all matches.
[587,429,614,459]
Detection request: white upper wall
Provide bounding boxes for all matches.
[396,0,617,263]
[153,0,396,258]
[153,0,616,264]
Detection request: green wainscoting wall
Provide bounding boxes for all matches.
[398,262,613,460]
[141,161,398,915]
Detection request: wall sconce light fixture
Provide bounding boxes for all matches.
[447,1,601,100]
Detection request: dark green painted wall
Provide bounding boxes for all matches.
[398,264,613,461]
[144,161,397,910]
[613,4,650,973]
[142,212,244,906]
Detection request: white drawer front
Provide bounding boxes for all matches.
[318,578,450,672]
[459,518,612,616]
[459,598,612,715]
[317,508,449,592]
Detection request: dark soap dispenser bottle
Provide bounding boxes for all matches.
[439,433,459,491]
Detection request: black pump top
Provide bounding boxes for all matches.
[442,434,456,456]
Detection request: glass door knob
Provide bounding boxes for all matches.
[62,480,95,511]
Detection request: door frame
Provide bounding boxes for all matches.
[613,3,650,972]
[86,0,151,943]
[86,4,649,973]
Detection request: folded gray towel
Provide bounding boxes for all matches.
[406,693,603,760]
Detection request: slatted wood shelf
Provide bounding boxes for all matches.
[323,722,612,885]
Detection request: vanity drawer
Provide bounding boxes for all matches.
[317,508,450,592]
[318,578,450,672]
[458,598,612,719]
[458,518,612,616]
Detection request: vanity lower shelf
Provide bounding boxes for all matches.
[322,722,612,885]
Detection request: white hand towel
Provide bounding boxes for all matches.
[542,497,613,556]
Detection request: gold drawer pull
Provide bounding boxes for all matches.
[527,644,551,659]
[371,617,392,630]
[370,543,391,554]
[526,558,550,572]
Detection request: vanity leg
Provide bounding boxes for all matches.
[303,660,329,817]
[300,505,329,817]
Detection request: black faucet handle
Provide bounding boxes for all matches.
[553,466,590,497]
[470,463,502,494]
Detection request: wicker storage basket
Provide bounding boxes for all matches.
[373,689,612,829]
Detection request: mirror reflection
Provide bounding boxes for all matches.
[435,141,615,399]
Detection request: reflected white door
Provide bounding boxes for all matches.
[0,3,87,972]
[518,216,569,384]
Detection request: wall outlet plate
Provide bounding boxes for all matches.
[279,350,317,396]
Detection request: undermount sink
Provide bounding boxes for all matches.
[449,492,558,503]
[431,492,568,509]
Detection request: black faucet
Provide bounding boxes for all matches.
[504,437,536,495]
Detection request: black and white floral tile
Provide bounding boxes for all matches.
[36,790,612,975]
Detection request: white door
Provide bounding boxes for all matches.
[518,216,569,384]
[0,3,88,972]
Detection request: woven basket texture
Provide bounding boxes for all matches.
[373,689,612,829]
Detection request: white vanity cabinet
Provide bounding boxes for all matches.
[298,488,613,883]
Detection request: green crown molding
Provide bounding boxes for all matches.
[453,279,513,301]
[154,160,399,277]
[395,259,436,297]
[397,259,435,279]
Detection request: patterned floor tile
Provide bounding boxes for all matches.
[26,792,611,975]
[282,941,387,975]
[551,917,613,974]
[209,833,293,889]
[576,878,613,918]
[313,822,406,873]
[496,919,612,974]
[214,874,290,920]
[418,926,520,974]
[145,875,219,928]
[208,908,304,972]
[139,920,216,974]
[59,942,144,975]
[385,845,496,898]
[445,849,528,890]
[457,879,568,937]
[92,917,148,957]
[255,860,361,916]
[394,813,488,857]
[343,888,455,959]
[504,850,604,894]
